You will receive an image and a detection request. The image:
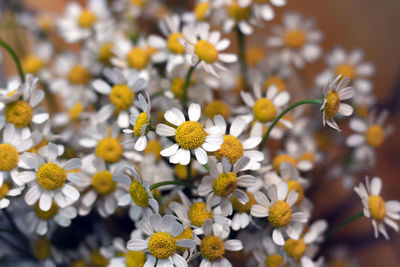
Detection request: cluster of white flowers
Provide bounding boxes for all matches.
[0,0,398,266]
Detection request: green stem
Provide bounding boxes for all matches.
[203,164,210,172]
[327,210,363,237]
[236,26,248,91]
[0,38,25,83]
[258,99,323,150]
[150,180,196,191]
[181,62,199,112]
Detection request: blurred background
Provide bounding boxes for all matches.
[1,0,399,266]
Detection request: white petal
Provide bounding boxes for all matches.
[92,79,111,94]
[63,158,82,171]
[272,229,285,245]
[61,184,80,201]
[160,143,179,157]
[39,191,52,211]
[156,124,176,136]
[224,240,243,251]
[188,103,201,122]
[338,103,353,116]
[346,134,365,147]
[370,177,382,195]
[194,147,208,165]
[127,239,148,251]
[25,185,41,205]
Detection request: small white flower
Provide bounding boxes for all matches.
[0,182,24,209]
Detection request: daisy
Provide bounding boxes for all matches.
[92,68,147,128]
[21,40,53,79]
[266,12,323,68]
[320,75,355,131]
[253,236,286,267]
[0,181,24,209]
[238,0,287,22]
[156,103,224,165]
[251,181,309,245]
[182,0,216,23]
[106,235,147,267]
[198,156,257,216]
[127,214,196,267]
[316,47,375,94]
[182,22,237,77]
[195,218,243,267]
[354,176,400,239]
[346,110,393,166]
[220,0,259,35]
[19,142,82,211]
[207,115,264,170]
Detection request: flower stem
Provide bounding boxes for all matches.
[236,26,248,91]
[182,62,199,112]
[327,210,364,237]
[258,99,323,150]
[150,180,196,191]
[0,38,25,83]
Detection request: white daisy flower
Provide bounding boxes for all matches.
[251,181,309,245]
[195,218,243,267]
[25,201,77,235]
[92,68,147,128]
[354,176,400,239]
[0,181,24,209]
[19,142,82,211]
[182,0,217,23]
[182,22,237,77]
[316,47,375,94]
[219,0,259,35]
[253,236,286,267]
[127,214,195,267]
[207,115,264,170]
[267,12,323,69]
[21,40,53,80]
[156,103,223,165]
[238,0,286,22]
[198,156,257,216]
[114,165,159,222]
[320,75,355,131]
[346,110,393,166]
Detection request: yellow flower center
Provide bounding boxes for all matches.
[126,47,150,70]
[200,235,225,261]
[189,202,213,226]
[133,112,149,137]
[130,0,146,7]
[297,152,314,165]
[265,254,284,267]
[109,84,135,111]
[171,77,185,99]
[175,121,206,150]
[0,144,19,171]
[356,105,368,118]
[5,100,33,128]
[92,171,116,195]
[148,232,177,259]
[365,125,385,148]
[22,55,44,74]
[90,250,109,267]
[324,90,340,119]
[95,137,123,163]
[126,251,146,267]
[35,201,59,220]
[284,238,306,260]
[215,135,244,164]
[204,100,231,120]
[71,259,88,267]
[194,2,210,20]
[174,227,193,253]
[287,180,304,206]
[227,1,252,21]
[231,191,256,213]
[129,180,149,207]
[144,140,162,161]
[175,163,197,180]
[213,172,238,197]
[272,154,296,172]
[368,195,386,221]
[68,64,91,85]
[98,43,114,64]
[167,33,185,54]
[37,163,66,190]
[264,76,286,92]
[246,46,267,67]
[284,29,306,49]
[69,101,83,121]
[253,98,277,123]
[336,64,355,81]
[0,182,10,199]
[268,201,292,228]
[78,9,97,28]
[194,40,218,64]
[33,238,52,260]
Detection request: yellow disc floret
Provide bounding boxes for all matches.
[109,85,135,110]
[125,251,146,267]
[253,98,277,123]
[266,254,284,267]
[204,100,231,120]
[69,101,83,121]
[148,232,177,259]
[71,259,88,267]
[246,46,267,67]
[126,47,150,70]
[90,249,109,267]
[0,182,10,199]
[175,163,197,180]
[368,195,386,221]
[174,227,193,253]
[336,64,355,81]
[284,238,306,260]
[284,29,306,49]
[194,2,210,21]
[171,77,185,99]
[227,1,252,21]
[0,144,19,171]
[5,100,33,128]
[287,180,304,206]
[78,9,97,28]
[264,76,286,92]
[323,90,340,119]
[213,172,238,197]
[33,238,52,260]
[92,171,116,195]
[268,201,292,228]
[22,55,44,74]
[215,135,244,164]
[144,140,162,161]
[175,121,206,150]
[35,201,59,220]
[98,43,114,64]
[189,202,213,226]
[95,137,123,163]
[194,40,218,64]
[129,180,149,207]
[200,235,225,261]
[68,64,91,85]
[133,112,149,137]
[231,192,256,213]
[37,163,66,190]
[273,154,296,172]
[167,33,185,54]
[365,125,385,148]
